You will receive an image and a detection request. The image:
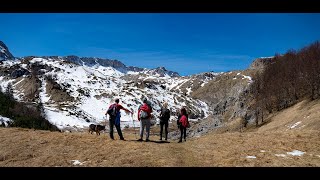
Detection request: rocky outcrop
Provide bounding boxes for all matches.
[188,70,256,137]
[249,57,274,70]
[11,68,30,78]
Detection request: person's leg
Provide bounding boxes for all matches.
[183,127,187,141]
[139,119,145,140]
[178,126,183,143]
[109,118,114,140]
[159,121,164,140]
[164,121,168,140]
[115,124,124,140]
[146,119,151,141]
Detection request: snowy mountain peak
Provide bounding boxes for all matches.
[145,66,180,78]
[0,41,15,61]
[157,66,167,71]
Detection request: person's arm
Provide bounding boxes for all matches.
[119,105,133,114]
[177,115,181,125]
[123,108,133,114]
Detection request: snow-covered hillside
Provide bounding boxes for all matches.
[0,57,216,132]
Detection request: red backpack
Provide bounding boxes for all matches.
[139,103,151,119]
[179,115,189,128]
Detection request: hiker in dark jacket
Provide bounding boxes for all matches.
[106,98,133,140]
[177,107,189,143]
[159,101,170,141]
[137,98,153,142]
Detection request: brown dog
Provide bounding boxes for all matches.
[88,124,106,135]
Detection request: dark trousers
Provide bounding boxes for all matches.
[179,126,187,142]
[160,121,168,140]
[109,118,123,139]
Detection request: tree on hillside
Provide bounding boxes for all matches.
[5,83,14,100]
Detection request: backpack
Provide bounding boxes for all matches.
[139,103,150,119]
[107,104,117,117]
[160,108,170,122]
[139,110,148,119]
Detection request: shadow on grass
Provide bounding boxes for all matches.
[128,139,171,143]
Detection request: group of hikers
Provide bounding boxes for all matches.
[105,98,190,143]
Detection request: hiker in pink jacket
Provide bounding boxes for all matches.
[177,107,189,143]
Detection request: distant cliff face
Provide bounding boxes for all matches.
[63,56,128,72]
[0,41,15,61]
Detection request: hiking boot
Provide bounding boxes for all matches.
[184,139,186,142]
[145,139,150,142]
[120,137,125,141]
[178,140,182,143]
[137,138,143,141]
[110,137,115,140]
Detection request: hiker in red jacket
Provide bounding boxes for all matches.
[106,98,133,140]
[137,98,153,142]
[177,107,189,143]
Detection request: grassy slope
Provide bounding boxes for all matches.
[1,99,320,167]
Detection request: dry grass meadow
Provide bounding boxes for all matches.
[1,99,320,167]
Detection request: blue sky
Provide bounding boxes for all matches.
[1,13,320,76]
